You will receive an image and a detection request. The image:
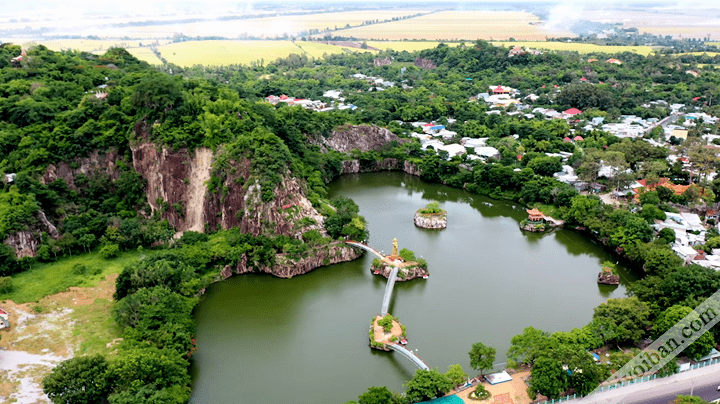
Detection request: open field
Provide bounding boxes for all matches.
[675,52,720,57]
[0,248,152,304]
[366,41,461,52]
[125,47,164,65]
[322,11,573,41]
[490,41,656,56]
[0,249,149,403]
[296,40,359,58]
[156,40,358,66]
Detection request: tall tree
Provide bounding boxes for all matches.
[403,369,453,403]
[469,342,496,375]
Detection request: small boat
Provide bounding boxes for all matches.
[422,275,429,279]
[400,339,408,345]
[373,271,380,274]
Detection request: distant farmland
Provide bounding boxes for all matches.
[490,41,656,56]
[366,41,460,52]
[110,10,426,39]
[323,11,573,41]
[155,40,357,67]
[125,47,163,65]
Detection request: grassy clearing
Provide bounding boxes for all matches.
[125,47,164,65]
[366,41,460,52]
[0,248,153,304]
[328,11,571,41]
[491,41,656,56]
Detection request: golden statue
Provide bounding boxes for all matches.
[391,238,398,257]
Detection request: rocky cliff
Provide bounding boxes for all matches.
[341,158,421,176]
[3,210,60,259]
[220,243,363,279]
[372,262,429,281]
[322,124,407,153]
[42,149,121,190]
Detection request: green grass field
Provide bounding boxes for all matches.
[675,52,720,57]
[27,39,162,53]
[0,248,154,304]
[490,41,656,56]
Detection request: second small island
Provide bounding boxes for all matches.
[414,201,447,229]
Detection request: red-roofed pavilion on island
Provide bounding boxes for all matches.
[527,209,544,222]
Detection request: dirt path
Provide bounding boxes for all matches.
[0,274,120,404]
[186,147,213,232]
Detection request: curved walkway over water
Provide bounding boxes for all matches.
[345,240,430,370]
[387,344,430,370]
[344,241,384,259]
[380,266,399,316]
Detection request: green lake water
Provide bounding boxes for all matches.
[191,172,639,404]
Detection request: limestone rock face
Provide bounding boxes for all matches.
[323,124,407,153]
[414,212,447,229]
[4,231,38,259]
[227,243,362,279]
[373,263,428,282]
[341,158,420,176]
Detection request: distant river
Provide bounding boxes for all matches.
[190,172,639,404]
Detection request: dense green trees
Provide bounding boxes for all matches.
[403,369,453,403]
[591,297,651,346]
[42,355,111,404]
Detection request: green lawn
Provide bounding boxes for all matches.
[1,248,155,304]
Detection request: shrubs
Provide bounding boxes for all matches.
[378,314,394,333]
[419,201,444,215]
[99,243,120,259]
[0,276,13,294]
[469,385,491,400]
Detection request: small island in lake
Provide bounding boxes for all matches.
[371,239,429,281]
[414,201,447,229]
[597,261,620,285]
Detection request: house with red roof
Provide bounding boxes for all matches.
[563,108,582,116]
[489,85,513,95]
[573,135,584,141]
[563,137,572,143]
[580,77,588,82]
[606,58,623,65]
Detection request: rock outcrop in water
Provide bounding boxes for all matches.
[413,211,447,229]
[220,242,362,279]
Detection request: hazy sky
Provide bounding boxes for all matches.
[7,0,719,16]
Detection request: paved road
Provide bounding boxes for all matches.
[576,363,720,404]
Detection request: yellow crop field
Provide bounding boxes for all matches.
[490,41,656,56]
[323,11,573,41]
[116,10,425,39]
[126,47,163,65]
[155,40,354,67]
[295,41,356,58]
[366,41,461,52]
[675,52,720,57]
